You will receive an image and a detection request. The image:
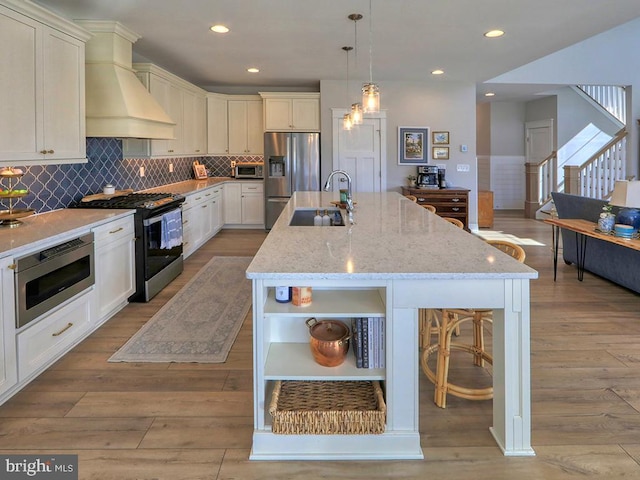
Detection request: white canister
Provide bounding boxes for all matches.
[103,184,115,195]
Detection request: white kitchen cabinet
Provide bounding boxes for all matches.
[182,89,207,155]
[241,182,265,225]
[0,256,17,397]
[206,93,229,154]
[17,289,93,382]
[224,181,264,227]
[207,94,263,155]
[182,184,223,258]
[92,214,136,323]
[251,281,391,459]
[123,63,207,158]
[228,98,264,155]
[0,1,90,166]
[259,92,320,132]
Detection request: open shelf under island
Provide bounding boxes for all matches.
[246,191,538,461]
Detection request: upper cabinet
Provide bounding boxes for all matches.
[207,94,263,155]
[123,63,207,158]
[259,92,320,132]
[0,1,90,166]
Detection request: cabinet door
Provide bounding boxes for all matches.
[148,75,173,156]
[224,183,242,224]
[166,84,183,155]
[0,256,18,396]
[0,6,86,165]
[207,95,228,154]
[193,92,207,155]
[93,218,136,322]
[246,100,264,154]
[241,193,264,225]
[264,98,292,131]
[182,89,197,154]
[211,186,224,234]
[42,27,86,161]
[291,98,320,131]
[228,100,248,154]
[0,7,40,162]
[181,205,197,258]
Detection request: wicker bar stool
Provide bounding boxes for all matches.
[420,240,526,408]
[422,204,436,213]
[442,217,464,228]
[404,194,418,202]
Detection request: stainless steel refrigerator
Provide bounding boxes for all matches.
[264,132,320,229]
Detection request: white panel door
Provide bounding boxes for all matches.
[335,118,382,193]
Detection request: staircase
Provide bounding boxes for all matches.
[525,85,628,218]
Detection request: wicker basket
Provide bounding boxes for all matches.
[269,380,386,435]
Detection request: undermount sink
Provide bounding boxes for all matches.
[289,208,345,226]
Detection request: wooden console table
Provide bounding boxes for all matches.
[544,218,640,281]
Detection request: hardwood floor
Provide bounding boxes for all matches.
[1,216,640,479]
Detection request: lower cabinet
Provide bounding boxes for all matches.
[17,289,93,381]
[224,181,264,227]
[92,214,136,322]
[182,184,224,258]
[0,256,17,397]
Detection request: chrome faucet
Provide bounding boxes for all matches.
[323,170,354,224]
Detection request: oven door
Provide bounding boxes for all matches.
[143,206,183,281]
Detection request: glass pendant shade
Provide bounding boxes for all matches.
[343,113,353,130]
[350,103,363,125]
[362,83,380,113]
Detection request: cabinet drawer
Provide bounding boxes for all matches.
[92,215,134,245]
[241,182,264,194]
[17,289,93,381]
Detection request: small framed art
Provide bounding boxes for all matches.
[432,131,449,145]
[432,147,450,160]
[192,161,207,179]
[398,126,429,165]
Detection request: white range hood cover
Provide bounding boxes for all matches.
[76,20,175,139]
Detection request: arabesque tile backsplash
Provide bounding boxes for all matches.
[3,138,262,214]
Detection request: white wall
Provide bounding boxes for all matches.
[320,79,479,226]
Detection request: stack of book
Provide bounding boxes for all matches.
[350,317,385,368]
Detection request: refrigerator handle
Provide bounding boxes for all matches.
[290,134,296,193]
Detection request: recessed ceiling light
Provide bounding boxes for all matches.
[484,92,495,97]
[210,24,229,33]
[484,29,504,38]
[247,67,259,73]
[431,69,444,75]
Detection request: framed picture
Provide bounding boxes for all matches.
[398,126,429,165]
[432,147,450,160]
[432,131,449,145]
[192,161,207,179]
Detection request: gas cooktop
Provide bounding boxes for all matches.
[75,192,184,210]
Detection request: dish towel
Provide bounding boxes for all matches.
[160,209,183,249]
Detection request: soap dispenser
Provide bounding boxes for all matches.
[313,210,322,226]
[322,209,331,226]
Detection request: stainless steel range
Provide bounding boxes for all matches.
[74,192,185,302]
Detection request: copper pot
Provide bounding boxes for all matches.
[306,317,351,367]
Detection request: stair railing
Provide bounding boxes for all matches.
[525,150,556,218]
[577,85,626,125]
[564,128,627,199]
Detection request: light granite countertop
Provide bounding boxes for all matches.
[0,209,134,257]
[144,177,261,196]
[246,191,539,280]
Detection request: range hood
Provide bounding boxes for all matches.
[76,20,175,139]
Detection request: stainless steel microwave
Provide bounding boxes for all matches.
[235,163,264,179]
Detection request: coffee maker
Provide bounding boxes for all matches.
[416,165,439,189]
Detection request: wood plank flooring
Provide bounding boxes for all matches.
[1,216,640,479]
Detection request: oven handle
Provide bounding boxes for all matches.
[143,208,181,227]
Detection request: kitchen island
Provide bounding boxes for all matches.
[246,191,538,460]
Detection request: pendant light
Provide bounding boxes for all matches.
[342,46,353,130]
[348,13,364,125]
[362,0,380,113]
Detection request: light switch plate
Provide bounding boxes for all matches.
[456,164,470,172]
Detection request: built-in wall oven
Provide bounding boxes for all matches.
[14,233,95,328]
[73,192,185,302]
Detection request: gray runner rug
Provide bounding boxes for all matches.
[109,256,252,363]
